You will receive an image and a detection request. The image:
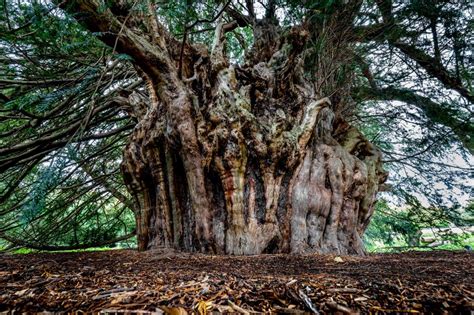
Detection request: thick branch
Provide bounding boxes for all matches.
[56,0,173,85]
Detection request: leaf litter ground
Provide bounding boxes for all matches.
[0,250,472,314]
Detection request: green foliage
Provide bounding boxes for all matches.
[365,200,474,252]
[0,1,136,250]
[225,26,253,63]
[21,157,66,223]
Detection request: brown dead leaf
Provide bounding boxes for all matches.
[162,307,188,315]
[196,300,213,314]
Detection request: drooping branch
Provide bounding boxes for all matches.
[355,86,473,153]
[353,1,474,104]
[0,230,136,251]
[80,163,134,211]
[390,42,473,103]
[0,97,133,173]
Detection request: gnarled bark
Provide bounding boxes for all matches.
[120,28,386,254]
[60,0,387,255]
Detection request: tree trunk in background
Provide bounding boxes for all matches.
[120,24,387,255]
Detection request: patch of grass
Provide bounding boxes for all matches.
[367,234,474,253]
[9,245,136,255]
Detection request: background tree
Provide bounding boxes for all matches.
[0,0,472,254]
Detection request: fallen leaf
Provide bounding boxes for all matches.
[14,289,28,296]
[163,307,188,315]
[196,300,213,314]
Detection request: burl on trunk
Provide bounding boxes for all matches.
[63,1,387,255]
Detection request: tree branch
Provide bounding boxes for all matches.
[0,230,136,251]
[354,0,474,103]
[55,0,172,85]
[391,41,473,103]
[355,86,473,153]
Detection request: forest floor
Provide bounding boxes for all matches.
[0,250,472,314]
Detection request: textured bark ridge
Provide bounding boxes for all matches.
[119,23,387,255]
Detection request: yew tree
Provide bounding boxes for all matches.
[0,0,472,254]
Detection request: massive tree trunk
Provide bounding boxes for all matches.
[122,94,386,254]
[62,0,387,255]
[120,29,387,255]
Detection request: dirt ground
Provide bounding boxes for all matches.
[0,249,472,314]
